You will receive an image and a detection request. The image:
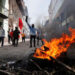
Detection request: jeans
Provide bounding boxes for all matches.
[0,37,4,47]
[30,35,36,47]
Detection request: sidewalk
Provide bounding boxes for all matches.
[3,38,30,46]
[0,39,42,62]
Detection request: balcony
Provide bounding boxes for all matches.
[0,5,8,19]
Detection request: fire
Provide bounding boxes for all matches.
[33,27,75,60]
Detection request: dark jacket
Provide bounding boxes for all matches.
[13,30,20,39]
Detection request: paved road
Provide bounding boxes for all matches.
[0,39,42,62]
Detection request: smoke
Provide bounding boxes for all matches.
[44,0,75,41]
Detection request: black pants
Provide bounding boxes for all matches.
[22,37,25,42]
[30,35,36,47]
[0,37,4,47]
[13,38,18,46]
[8,35,11,44]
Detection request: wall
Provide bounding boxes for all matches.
[49,0,64,23]
[9,0,23,30]
[0,0,9,37]
[3,0,9,37]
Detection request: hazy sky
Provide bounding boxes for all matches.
[24,0,51,24]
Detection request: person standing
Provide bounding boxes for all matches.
[10,29,14,45]
[27,24,37,47]
[13,27,20,47]
[21,30,26,42]
[0,26,5,47]
[8,29,11,44]
[36,29,41,46]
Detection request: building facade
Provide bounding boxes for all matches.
[49,0,75,28]
[9,0,29,35]
[0,0,9,37]
[9,0,24,29]
[0,0,29,38]
[46,0,75,40]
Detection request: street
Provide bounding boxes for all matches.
[0,39,42,62]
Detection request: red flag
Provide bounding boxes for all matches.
[19,18,23,30]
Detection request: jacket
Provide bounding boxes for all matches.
[28,24,36,36]
[0,29,5,37]
[13,30,20,39]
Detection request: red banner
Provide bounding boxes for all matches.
[19,18,23,30]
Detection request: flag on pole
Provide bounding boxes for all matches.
[19,18,23,30]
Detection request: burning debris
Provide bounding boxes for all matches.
[33,27,75,60]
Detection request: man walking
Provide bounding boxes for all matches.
[8,29,11,44]
[13,27,20,47]
[0,26,5,47]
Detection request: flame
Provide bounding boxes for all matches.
[33,27,75,60]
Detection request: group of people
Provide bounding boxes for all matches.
[8,27,25,47]
[0,26,26,47]
[8,24,43,48]
[0,23,43,48]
